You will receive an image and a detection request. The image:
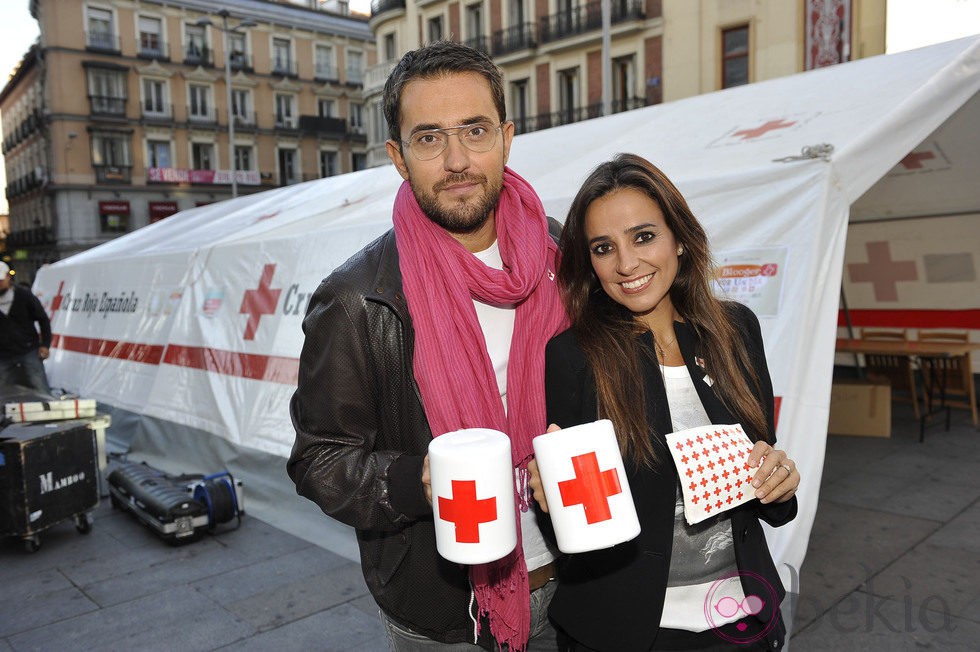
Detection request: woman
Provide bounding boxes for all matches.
[532,154,800,651]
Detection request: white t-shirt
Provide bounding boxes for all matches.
[472,241,557,571]
[659,363,744,632]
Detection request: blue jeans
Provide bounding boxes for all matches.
[0,350,51,394]
[382,580,559,651]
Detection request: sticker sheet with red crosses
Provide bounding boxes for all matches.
[664,423,758,525]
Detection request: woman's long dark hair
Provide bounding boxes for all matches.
[558,153,770,467]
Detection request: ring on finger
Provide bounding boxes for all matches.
[780,463,792,474]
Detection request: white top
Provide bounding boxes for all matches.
[659,363,744,632]
[472,241,557,571]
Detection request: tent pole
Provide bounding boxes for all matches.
[840,284,863,378]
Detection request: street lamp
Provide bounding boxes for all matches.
[197,10,256,199]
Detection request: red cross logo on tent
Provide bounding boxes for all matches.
[732,119,797,140]
[48,281,66,320]
[558,452,623,524]
[240,263,282,340]
[900,151,935,169]
[848,241,917,302]
[438,479,497,543]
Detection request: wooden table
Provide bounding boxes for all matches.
[835,338,980,440]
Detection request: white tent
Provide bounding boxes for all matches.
[33,36,980,580]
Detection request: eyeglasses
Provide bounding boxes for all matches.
[714,595,765,618]
[401,122,503,161]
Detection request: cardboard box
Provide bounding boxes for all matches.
[828,379,892,437]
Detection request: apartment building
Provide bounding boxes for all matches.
[1,0,376,280]
[362,0,885,167]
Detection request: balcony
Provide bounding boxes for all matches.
[234,112,257,130]
[272,58,298,77]
[89,95,127,117]
[299,115,347,138]
[184,45,213,67]
[539,0,644,44]
[348,123,367,143]
[463,35,490,55]
[86,31,120,53]
[187,105,218,124]
[315,64,339,82]
[138,37,169,60]
[513,97,647,135]
[370,0,405,16]
[142,104,174,123]
[345,67,364,87]
[93,164,132,184]
[275,116,298,130]
[229,52,253,72]
[492,23,537,56]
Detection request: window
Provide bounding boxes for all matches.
[371,100,387,142]
[192,142,214,170]
[88,68,127,115]
[142,79,167,116]
[346,50,363,84]
[511,79,529,133]
[229,32,249,69]
[317,98,335,118]
[466,4,485,49]
[612,55,635,112]
[427,17,444,43]
[278,148,297,185]
[234,145,253,171]
[352,152,367,172]
[510,0,526,24]
[558,67,579,124]
[319,150,338,177]
[91,131,132,183]
[272,38,293,75]
[147,140,171,168]
[87,7,115,50]
[383,33,397,62]
[722,25,749,88]
[315,44,336,79]
[275,94,295,128]
[138,16,164,57]
[185,24,208,63]
[349,102,364,133]
[232,89,251,123]
[188,85,211,121]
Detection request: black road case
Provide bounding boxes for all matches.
[0,419,99,551]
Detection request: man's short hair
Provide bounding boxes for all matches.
[382,41,506,144]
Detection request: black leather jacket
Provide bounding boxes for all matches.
[287,229,476,643]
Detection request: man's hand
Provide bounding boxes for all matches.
[528,423,561,512]
[38,346,50,360]
[422,454,432,505]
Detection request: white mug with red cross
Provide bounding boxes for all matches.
[429,428,517,565]
[532,419,640,553]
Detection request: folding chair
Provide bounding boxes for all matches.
[917,331,978,428]
[860,329,920,421]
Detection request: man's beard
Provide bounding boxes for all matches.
[411,172,504,235]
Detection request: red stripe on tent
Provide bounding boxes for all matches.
[163,345,299,385]
[53,334,166,364]
[837,309,980,329]
[51,334,298,385]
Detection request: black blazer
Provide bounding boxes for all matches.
[544,302,797,651]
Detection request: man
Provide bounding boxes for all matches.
[288,42,568,650]
[0,261,53,394]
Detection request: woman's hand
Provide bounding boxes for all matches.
[748,441,799,504]
[528,423,561,512]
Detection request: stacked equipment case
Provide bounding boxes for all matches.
[0,419,100,551]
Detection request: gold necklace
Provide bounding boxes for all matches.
[655,333,677,364]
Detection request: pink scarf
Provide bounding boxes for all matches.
[394,167,568,650]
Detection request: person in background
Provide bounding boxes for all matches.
[287,41,568,651]
[0,260,53,394]
[531,154,800,651]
